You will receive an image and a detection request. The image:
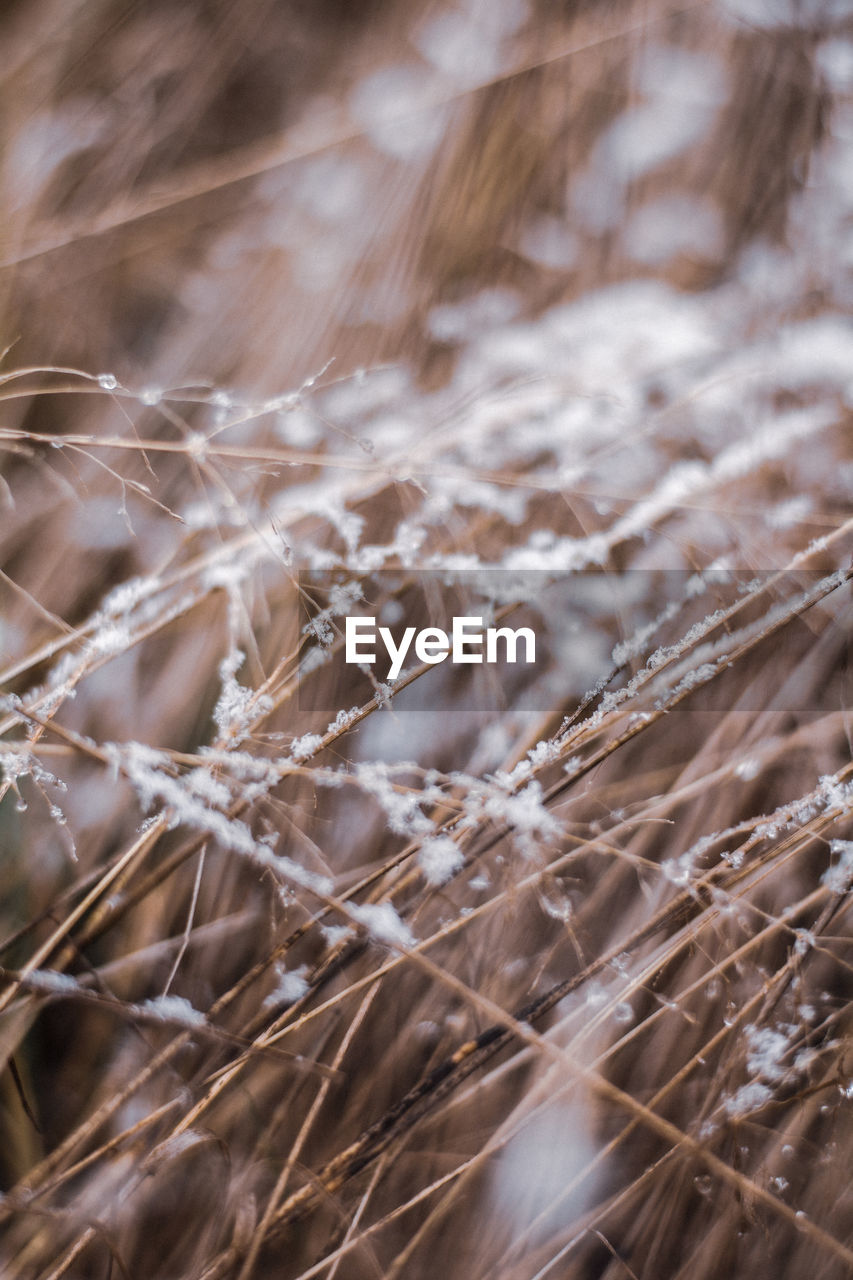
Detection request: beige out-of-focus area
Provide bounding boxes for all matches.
[1,0,834,387]
[1,0,853,1277]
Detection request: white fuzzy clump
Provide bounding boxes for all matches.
[725,1081,773,1117]
[349,901,414,949]
[264,964,310,1009]
[354,761,435,836]
[418,835,464,886]
[139,994,206,1028]
[290,733,324,762]
[25,969,82,994]
[822,839,853,893]
[746,1025,791,1083]
[479,779,560,857]
[213,649,273,744]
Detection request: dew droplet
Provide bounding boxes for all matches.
[98,373,118,390]
[694,1175,713,1196]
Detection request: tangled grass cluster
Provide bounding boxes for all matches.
[1,0,853,1276]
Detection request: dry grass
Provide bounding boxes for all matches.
[1,1,853,1277]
